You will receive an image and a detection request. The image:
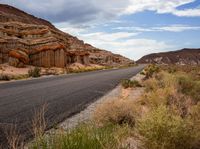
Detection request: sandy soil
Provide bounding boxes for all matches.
[0,63,104,81]
[0,63,32,75]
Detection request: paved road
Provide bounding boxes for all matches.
[0,65,145,146]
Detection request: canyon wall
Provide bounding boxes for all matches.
[0,4,133,68]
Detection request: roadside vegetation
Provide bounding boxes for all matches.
[5,64,200,149]
[0,73,29,81]
[0,73,11,81]
[136,64,200,149]
[121,79,142,89]
[28,67,41,78]
[30,123,130,149]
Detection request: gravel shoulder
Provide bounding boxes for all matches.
[56,73,145,130]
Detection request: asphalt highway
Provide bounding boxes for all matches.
[0,65,145,147]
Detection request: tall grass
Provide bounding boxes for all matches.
[4,124,24,149]
[30,123,129,149]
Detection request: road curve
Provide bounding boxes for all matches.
[0,65,145,146]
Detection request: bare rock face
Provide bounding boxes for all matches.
[137,48,200,65]
[0,4,133,68]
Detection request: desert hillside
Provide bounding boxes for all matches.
[137,48,200,65]
[0,4,133,68]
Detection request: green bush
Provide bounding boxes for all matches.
[143,64,160,79]
[121,79,142,89]
[137,105,195,149]
[0,73,11,81]
[30,124,127,149]
[28,67,41,78]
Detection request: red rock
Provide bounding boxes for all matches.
[0,4,134,68]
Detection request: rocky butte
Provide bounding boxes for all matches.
[0,4,133,68]
[137,48,200,65]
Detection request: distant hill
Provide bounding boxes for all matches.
[137,48,200,65]
[0,4,133,68]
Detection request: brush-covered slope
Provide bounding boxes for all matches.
[0,4,133,68]
[137,48,200,65]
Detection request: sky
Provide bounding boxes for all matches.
[1,0,200,60]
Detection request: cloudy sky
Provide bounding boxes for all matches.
[1,0,200,60]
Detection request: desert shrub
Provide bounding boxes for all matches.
[145,71,178,91]
[0,73,11,81]
[189,103,200,146]
[142,86,176,107]
[178,75,194,93]
[93,99,137,127]
[121,79,142,89]
[144,72,193,116]
[144,77,161,92]
[30,123,127,149]
[143,64,160,79]
[190,82,200,103]
[189,102,200,126]
[44,68,57,75]
[137,105,195,149]
[28,67,41,78]
[167,66,177,73]
[65,67,103,74]
[13,74,29,80]
[178,75,200,103]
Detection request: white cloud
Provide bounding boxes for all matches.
[58,26,160,60]
[115,27,155,32]
[1,0,128,23]
[59,26,87,35]
[115,24,200,32]
[125,0,200,17]
[154,24,200,32]
[80,32,139,42]
[75,31,172,60]
[173,8,200,17]
[2,0,200,24]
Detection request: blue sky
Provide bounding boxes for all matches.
[2,0,200,60]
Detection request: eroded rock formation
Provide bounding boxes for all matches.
[0,4,133,68]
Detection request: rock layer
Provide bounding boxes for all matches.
[0,4,133,68]
[137,48,200,65]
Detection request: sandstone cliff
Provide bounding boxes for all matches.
[0,4,133,68]
[137,48,200,65]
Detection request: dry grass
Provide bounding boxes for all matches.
[4,124,24,149]
[93,98,139,127]
[0,73,12,81]
[31,103,48,139]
